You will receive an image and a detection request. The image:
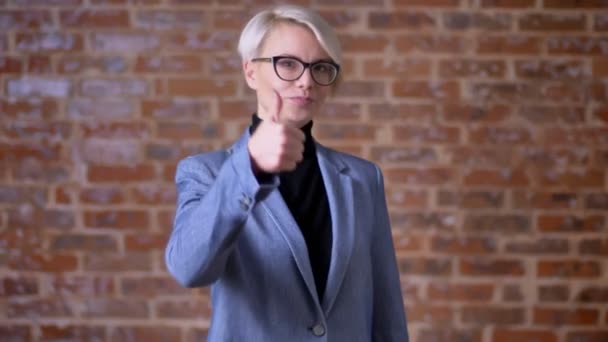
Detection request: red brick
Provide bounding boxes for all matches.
[84,210,149,229]
[406,305,454,324]
[82,299,149,318]
[493,329,557,342]
[0,10,53,29]
[334,81,385,98]
[81,122,149,139]
[390,211,456,231]
[7,78,72,98]
[463,169,530,187]
[517,192,580,211]
[125,233,169,251]
[9,253,78,272]
[520,106,585,125]
[212,9,253,30]
[544,128,608,145]
[460,259,525,276]
[80,187,126,204]
[0,277,38,296]
[0,57,22,73]
[539,285,570,302]
[439,59,506,78]
[46,275,115,296]
[505,238,569,255]
[315,123,377,141]
[595,14,608,31]
[392,231,425,252]
[462,306,525,325]
[142,99,213,120]
[576,287,608,303]
[394,0,460,6]
[111,326,181,342]
[398,257,452,276]
[121,276,190,297]
[385,167,454,185]
[392,125,460,144]
[8,208,74,230]
[319,10,360,29]
[579,238,608,255]
[446,103,510,123]
[0,326,30,340]
[8,298,73,318]
[519,14,586,31]
[157,122,222,140]
[437,190,504,209]
[393,81,460,99]
[50,234,118,252]
[368,11,436,30]
[566,331,608,342]
[0,228,44,250]
[2,121,72,140]
[538,260,601,278]
[427,283,494,301]
[27,55,52,73]
[443,12,512,31]
[13,0,82,4]
[318,102,362,121]
[57,55,128,74]
[503,284,525,302]
[363,58,431,79]
[40,326,106,341]
[156,299,211,318]
[371,146,437,164]
[92,32,161,52]
[339,33,390,53]
[432,235,497,254]
[68,99,135,120]
[477,35,542,54]
[186,328,209,342]
[535,307,599,326]
[16,32,84,53]
[515,60,587,79]
[0,99,59,120]
[167,78,237,97]
[84,252,151,272]
[544,0,608,8]
[397,34,469,53]
[418,329,482,342]
[164,32,238,52]
[87,164,156,182]
[548,37,608,55]
[446,147,513,167]
[536,169,605,188]
[60,9,129,28]
[135,55,203,73]
[481,0,535,7]
[134,10,207,30]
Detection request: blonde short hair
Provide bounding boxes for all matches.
[237,5,342,65]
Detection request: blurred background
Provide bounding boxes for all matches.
[1,0,607,341]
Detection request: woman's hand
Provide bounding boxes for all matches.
[247,91,305,173]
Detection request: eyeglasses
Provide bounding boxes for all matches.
[251,56,340,86]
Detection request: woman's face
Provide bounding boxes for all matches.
[244,23,335,128]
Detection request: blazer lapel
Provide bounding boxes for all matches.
[316,144,355,315]
[230,131,319,304]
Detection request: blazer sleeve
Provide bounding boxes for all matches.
[371,165,410,342]
[165,143,278,287]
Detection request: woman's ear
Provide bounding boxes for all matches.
[243,61,257,90]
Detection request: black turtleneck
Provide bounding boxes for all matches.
[249,114,332,302]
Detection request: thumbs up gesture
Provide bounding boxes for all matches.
[247,91,306,174]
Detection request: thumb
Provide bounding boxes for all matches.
[271,90,282,123]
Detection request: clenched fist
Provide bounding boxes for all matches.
[248,91,305,174]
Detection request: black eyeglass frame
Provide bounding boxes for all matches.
[251,56,341,86]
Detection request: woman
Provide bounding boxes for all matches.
[165,5,409,341]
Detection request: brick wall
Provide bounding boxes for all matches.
[1,0,607,341]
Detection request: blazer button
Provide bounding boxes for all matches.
[239,195,252,211]
[312,324,325,337]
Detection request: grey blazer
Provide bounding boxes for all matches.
[165,130,409,342]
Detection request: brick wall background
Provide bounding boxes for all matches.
[1,0,607,341]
